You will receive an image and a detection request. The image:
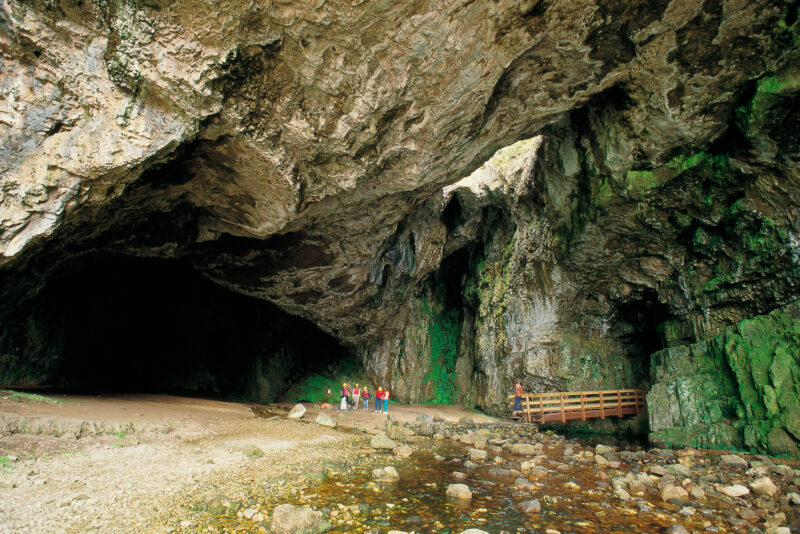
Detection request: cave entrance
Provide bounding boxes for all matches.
[0,256,349,402]
[615,291,671,388]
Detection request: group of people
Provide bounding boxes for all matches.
[339,383,390,413]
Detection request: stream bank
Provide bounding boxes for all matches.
[1,393,799,533]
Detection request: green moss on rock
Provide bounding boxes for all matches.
[648,301,800,455]
[421,296,460,405]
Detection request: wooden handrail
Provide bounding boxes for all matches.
[508,389,646,424]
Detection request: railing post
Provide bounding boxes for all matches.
[580,393,586,421]
[526,394,531,423]
[600,392,605,419]
[560,393,566,423]
[617,390,622,417]
[539,395,544,423]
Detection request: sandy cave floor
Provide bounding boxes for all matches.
[0,393,495,533]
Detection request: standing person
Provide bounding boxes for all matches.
[340,383,349,411]
[513,380,524,413]
[383,389,390,414]
[362,387,370,410]
[353,384,361,410]
[375,387,383,412]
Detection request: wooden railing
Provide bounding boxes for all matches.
[507,389,646,423]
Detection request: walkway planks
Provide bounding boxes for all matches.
[508,389,646,424]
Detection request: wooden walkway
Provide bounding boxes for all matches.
[508,389,646,423]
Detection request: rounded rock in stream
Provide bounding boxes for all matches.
[446,483,473,499]
[750,476,778,497]
[370,433,397,450]
[469,448,487,461]
[287,404,306,419]
[270,504,330,534]
[392,445,412,458]
[518,499,541,513]
[460,530,490,534]
[719,454,749,468]
[510,443,537,456]
[372,466,400,482]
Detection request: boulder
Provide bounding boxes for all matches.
[370,433,397,450]
[314,414,336,428]
[446,483,472,499]
[287,404,306,419]
[459,416,474,424]
[270,504,330,534]
[415,414,433,424]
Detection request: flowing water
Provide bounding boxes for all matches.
[196,431,755,533]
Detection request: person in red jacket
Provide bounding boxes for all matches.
[353,384,361,410]
[383,389,390,414]
[513,380,524,413]
[362,387,370,410]
[375,387,383,412]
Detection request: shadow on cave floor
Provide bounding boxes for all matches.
[0,256,352,403]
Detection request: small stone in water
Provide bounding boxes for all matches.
[518,499,541,513]
[446,484,473,499]
[719,484,749,497]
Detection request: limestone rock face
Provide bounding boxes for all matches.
[1,0,800,453]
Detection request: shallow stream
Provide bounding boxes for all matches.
[195,430,757,533]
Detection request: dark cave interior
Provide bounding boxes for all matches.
[0,256,348,402]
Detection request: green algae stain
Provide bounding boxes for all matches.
[649,302,800,455]
[421,297,459,405]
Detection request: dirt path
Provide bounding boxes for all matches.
[0,393,493,533]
